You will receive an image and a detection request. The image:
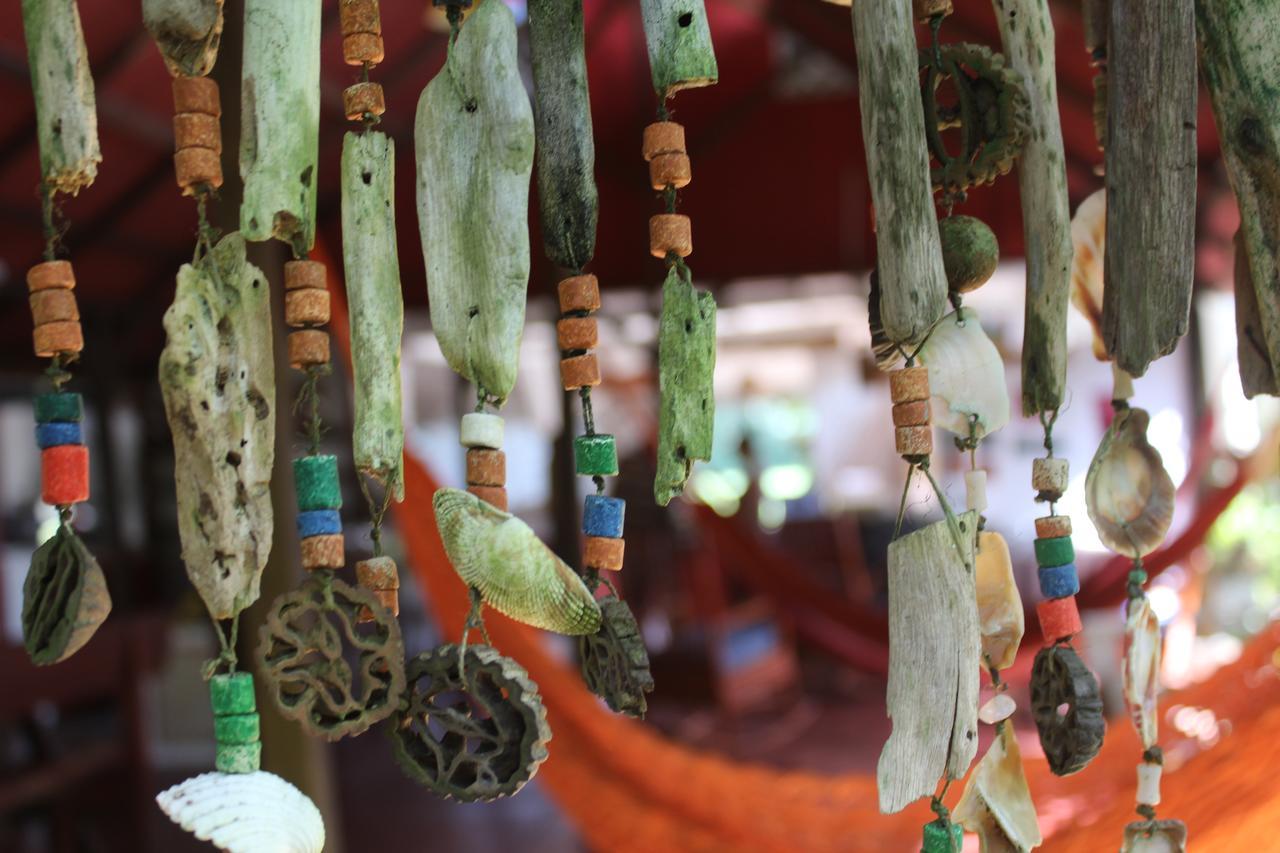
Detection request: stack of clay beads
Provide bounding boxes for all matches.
[558,275,602,391]
[339,0,386,123]
[36,391,88,507]
[171,76,222,196]
[294,455,344,571]
[462,412,507,512]
[210,672,262,773]
[28,261,84,360]
[356,556,400,623]
[284,260,331,370]
[889,365,932,459]
[644,121,693,261]
[1032,456,1081,644]
[582,494,625,573]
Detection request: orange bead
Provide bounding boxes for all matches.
[890,366,930,404]
[27,260,74,293]
[560,353,601,390]
[339,0,382,36]
[343,31,384,66]
[556,316,598,351]
[288,330,330,369]
[356,556,400,590]
[895,425,933,457]
[466,448,506,487]
[642,122,686,161]
[468,485,508,512]
[42,444,89,505]
[33,321,84,357]
[173,112,221,153]
[343,82,385,121]
[301,533,344,571]
[583,535,625,571]
[284,259,326,290]
[285,288,330,327]
[1037,595,1082,645]
[29,289,79,325]
[891,400,930,427]
[557,275,600,314]
[649,214,692,259]
[174,147,223,194]
[1035,515,1073,539]
[172,76,220,117]
[649,153,691,190]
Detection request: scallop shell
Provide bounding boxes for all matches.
[916,307,1009,439]
[1070,188,1108,361]
[1123,595,1161,748]
[954,724,1043,852]
[1085,407,1175,557]
[433,488,602,635]
[156,771,324,853]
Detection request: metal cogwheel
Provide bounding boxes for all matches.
[1031,644,1106,776]
[578,592,655,719]
[389,643,551,803]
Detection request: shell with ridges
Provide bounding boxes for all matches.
[1070,188,1108,361]
[954,724,1043,852]
[155,771,324,853]
[433,488,602,635]
[916,307,1010,439]
[1085,406,1174,557]
[1123,595,1161,748]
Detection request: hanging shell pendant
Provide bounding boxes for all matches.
[156,771,325,853]
[954,725,1043,852]
[974,531,1023,671]
[433,488,602,635]
[1085,406,1174,557]
[1123,596,1161,747]
[916,307,1010,439]
[1121,819,1187,852]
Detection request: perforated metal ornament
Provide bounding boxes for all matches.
[22,525,111,666]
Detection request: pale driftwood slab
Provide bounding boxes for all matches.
[852,2,948,346]
[415,0,534,404]
[528,0,597,271]
[655,266,716,506]
[1103,0,1197,377]
[342,130,405,499]
[143,0,224,77]
[21,0,101,196]
[1198,0,1280,397]
[877,511,979,814]
[159,233,275,620]
[993,0,1073,415]
[239,0,320,249]
[639,0,718,97]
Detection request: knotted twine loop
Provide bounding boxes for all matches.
[458,586,492,688]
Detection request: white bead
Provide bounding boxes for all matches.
[460,413,504,449]
[978,692,1015,725]
[1032,457,1069,495]
[965,469,988,512]
[1136,762,1162,806]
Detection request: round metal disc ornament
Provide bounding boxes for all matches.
[1030,644,1105,776]
[578,591,654,718]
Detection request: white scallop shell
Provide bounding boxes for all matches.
[156,771,325,853]
[1070,187,1108,361]
[916,307,1009,439]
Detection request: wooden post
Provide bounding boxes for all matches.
[142,0,224,77]
[639,0,718,97]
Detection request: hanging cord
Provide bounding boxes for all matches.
[293,364,330,455]
[201,593,245,679]
[930,777,960,851]
[358,470,397,558]
[39,181,68,262]
[457,586,492,687]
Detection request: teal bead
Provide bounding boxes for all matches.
[215,740,262,774]
[293,454,342,510]
[574,434,618,477]
[35,392,83,424]
[209,672,256,716]
[214,712,260,745]
[1034,536,1074,568]
[921,820,962,853]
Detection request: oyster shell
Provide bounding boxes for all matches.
[1123,596,1161,748]
[917,307,1010,439]
[954,724,1043,852]
[156,771,324,853]
[975,531,1024,671]
[1070,188,1107,361]
[433,488,602,635]
[1085,406,1175,557]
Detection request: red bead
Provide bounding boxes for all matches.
[42,444,89,505]
[1037,595,1082,645]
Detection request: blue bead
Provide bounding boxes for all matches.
[583,495,625,538]
[1038,563,1080,599]
[35,422,82,449]
[296,509,342,539]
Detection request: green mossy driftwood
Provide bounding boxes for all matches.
[341,130,404,498]
[239,0,320,249]
[528,0,598,271]
[993,0,1073,415]
[639,0,718,97]
[655,266,716,506]
[22,525,111,666]
[159,233,275,620]
[852,1,948,346]
[143,0,224,78]
[415,0,534,405]
[21,0,101,196]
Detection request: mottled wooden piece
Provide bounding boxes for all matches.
[143,0,224,77]
[655,265,716,506]
[639,0,718,97]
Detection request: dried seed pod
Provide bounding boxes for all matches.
[1085,406,1174,557]
[648,214,692,258]
[578,590,654,718]
[938,215,999,294]
[1030,644,1105,776]
[21,525,111,666]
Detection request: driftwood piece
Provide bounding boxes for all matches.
[993,0,1073,415]
[1198,1,1280,397]
[852,2,948,346]
[877,511,979,814]
[143,0,224,77]
[341,130,404,499]
[639,0,718,98]
[1103,0,1197,377]
[528,0,597,271]
[655,265,716,506]
[21,0,101,195]
[239,0,320,249]
[159,233,275,620]
[415,0,534,404]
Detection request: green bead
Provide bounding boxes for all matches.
[215,740,262,774]
[938,215,999,294]
[574,434,618,477]
[293,454,342,511]
[1034,535,1075,568]
[209,672,256,715]
[214,712,260,745]
[921,820,963,853]
[35,392,83,424]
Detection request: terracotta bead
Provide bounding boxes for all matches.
[174,147,223,193]
[583,535,625,571]
[642,121,686,160]
[649,153,691,190]
[556,316,598,352]
[468,485,508,512]
[284,259,326,290]
[914,0,952,19]
[343,82,385,121]
[1037,595,1082,645]
[1032,457,1069,498]
[891,400,930,427]
[895,425,933,457]
[343,31,384,66]
[29,289,79,325]
[649,214,692,259]
[889,366,930,404]
[173,112,221,153]
[466,448,506,487]
[285,288,330,328]
[33,321,84,357]
[358,589,400,623]
[172,76,220,117]
[300,533,345,571]
[27,260,74,293]
[42,444,89,505]
[560,353,601,390]
[339,0,382,36]
[356,555,400,590]
[557,274,601,314]
[288,330,330,369]
[1035,515,1073,539]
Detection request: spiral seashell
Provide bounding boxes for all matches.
[916,307,1009,439]
[1085,407,1175,557]
[433,488,602,635]
[1070,188,1108,361]
[156,771,324,853]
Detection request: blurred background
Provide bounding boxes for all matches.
[1,0,1278,851]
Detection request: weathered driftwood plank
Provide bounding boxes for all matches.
[655,266,716,506]
[1102,0,1197,377]
[639,0,718,97]
[143,0,224,78]
[877,511,979,814]
[21,0,101,195]
[528,0,597,271]
[852,2,948,346]
[1234,231,1279,396]
[159,233,275,620]
[993,0,1073,415]
[415,0,535,405]
[342,131,405,499]
[239,0,320,249]
[1198,0,1280,397]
